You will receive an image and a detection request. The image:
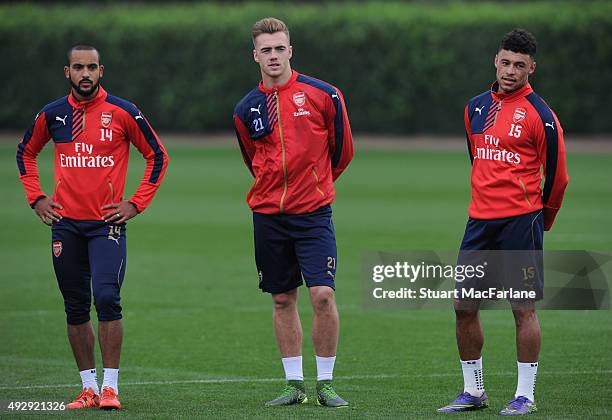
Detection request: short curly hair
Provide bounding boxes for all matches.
[499,28,537,57]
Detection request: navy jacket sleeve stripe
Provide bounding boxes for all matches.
[234,126,254,176]
[16,122,36,176]
[526,93,558,204]
[331,95,344,168]
[106,95,165,184]
[465,132,474,165]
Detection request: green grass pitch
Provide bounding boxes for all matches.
[0,141,610,418]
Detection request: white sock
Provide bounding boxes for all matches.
[515,361,538,402]
[316,355,336,381]
[102,368,119,394]
[281,356,303,381]
[461,357,484,397]
[79,369,99,394]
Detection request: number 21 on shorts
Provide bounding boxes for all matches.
[327,257,336,270]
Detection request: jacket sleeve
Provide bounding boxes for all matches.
[233,113,256,177]
[124,109,169,212]
[535,112,569,231]
[464,105,474,165]
[16,111,52,207]
[326,89,354,181]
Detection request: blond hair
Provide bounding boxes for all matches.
[252,17,290,45]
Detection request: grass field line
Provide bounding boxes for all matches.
[1,370,611,391]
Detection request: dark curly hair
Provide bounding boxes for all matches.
[499,28,537,57]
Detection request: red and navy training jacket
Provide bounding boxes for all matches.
[465,82,568,230]
[17,86,168,220]
[233,70,354,214]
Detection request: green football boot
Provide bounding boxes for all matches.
[316,380,349,408]
[265,380,308,406]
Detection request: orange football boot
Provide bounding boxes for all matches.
[99,386,122,410]
[66,387,100,409]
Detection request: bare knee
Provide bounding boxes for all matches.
[454,299,480,323]
[310,286,336,314]
[512,307,538,327]
[455,309,479,323]
[272,290,297,312]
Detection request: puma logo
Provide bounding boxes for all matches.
[56,115,67,125]
[250,105,261,115]
[108,236,120,245]
[545,122,555,130]
[475,106,484,115]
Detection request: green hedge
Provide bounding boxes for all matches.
[1,2,610,133]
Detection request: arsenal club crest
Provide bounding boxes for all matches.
[513,107,527,123]
[293,92,306,107]
[52,241,62,258]
[101,112,113,128]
